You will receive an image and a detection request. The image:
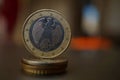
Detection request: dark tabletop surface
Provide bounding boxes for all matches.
[0,43,120,80]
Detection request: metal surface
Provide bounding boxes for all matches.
[22,68,66,75]
[21,58,68,75]
[22,9,71,58]
[22,58,68,65]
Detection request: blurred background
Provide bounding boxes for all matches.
[0,0,120,50]
[0,0,120,80]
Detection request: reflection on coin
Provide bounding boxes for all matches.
[22,9,71,58]
[22,58,68,65]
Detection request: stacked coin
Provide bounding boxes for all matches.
[21,58,68,75]
[21,9,71,75]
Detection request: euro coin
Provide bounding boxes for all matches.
[22,68,66,75]
[21,58,68,75]
[22,58,68,65]
[22,9,71,58]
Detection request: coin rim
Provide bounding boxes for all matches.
[22,68,66,75]
[22,58,68,65]
[21,62,67,70]
[21,58,68,68]
[22,9,71,58]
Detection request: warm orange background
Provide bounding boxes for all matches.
[71,37,111,50]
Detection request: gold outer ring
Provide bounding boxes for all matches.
[22,9,71,58]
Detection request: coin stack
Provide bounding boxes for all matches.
[21,9,71,75]
[21,58,68,75]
